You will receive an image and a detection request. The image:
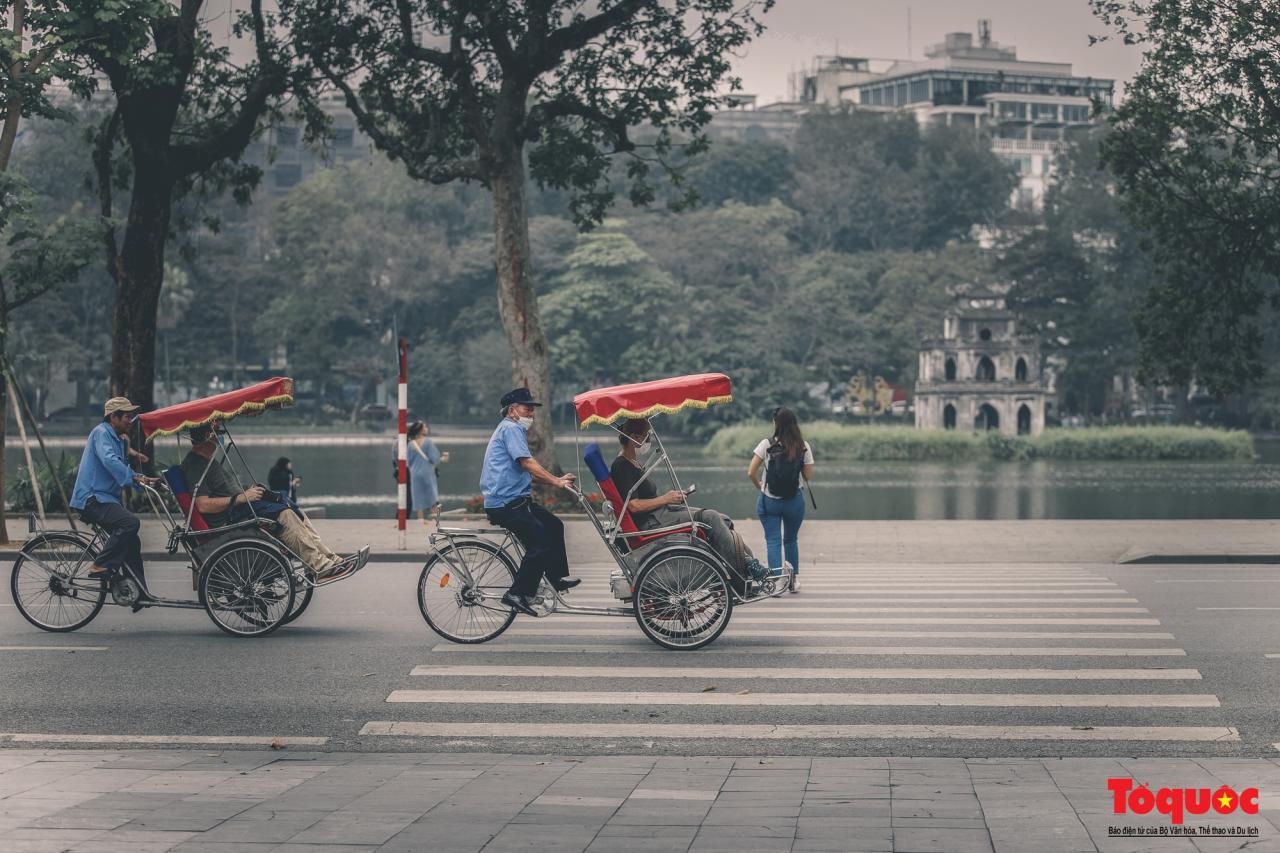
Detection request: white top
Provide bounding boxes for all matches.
[753,439,814,499]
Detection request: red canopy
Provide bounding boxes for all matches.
[573,373,732,428]
[138,377,295,441]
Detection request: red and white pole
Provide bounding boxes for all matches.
[396,338,409,551]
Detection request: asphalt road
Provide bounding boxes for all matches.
[2,557,1280,758]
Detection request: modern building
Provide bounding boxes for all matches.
[914,286,1047,436]
[707,21,1115,208]
[243,91,375,195]
[704,94,806,145]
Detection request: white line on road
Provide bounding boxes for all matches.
[0,645,107,651]
[359,721,1239,742]
[429,643,1188,657]
[409,664,1201,680]
[0,733,329,746]
[1264,654,1280,659]
[554,606,1151,613]
[565,597,1142,605]
[515,617,1163,625]
[386,689,1220,708]
[508,628,1177,640]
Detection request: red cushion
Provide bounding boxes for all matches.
[174,491,210,532]
[593,463,704,547]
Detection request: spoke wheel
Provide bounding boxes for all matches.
[199,542,295,638]
[11,532,106,632]
[418,539,517,644]
[633,547,732,650]
[281,574,314,626]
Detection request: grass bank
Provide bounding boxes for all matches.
[705,422,1256,462]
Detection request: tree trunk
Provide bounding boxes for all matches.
[0,316,9,544]
[491,152,560,477]
[109,175,172,411]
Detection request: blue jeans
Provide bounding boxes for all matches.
[756,492,805,572]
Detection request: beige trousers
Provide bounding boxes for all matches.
[276,511,341,571]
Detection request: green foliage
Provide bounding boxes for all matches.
[708,422,1254,462]
[1091,0,1280,394]
[6,456,77,513]
[791,109,1016,253]
[999,127,1149,416]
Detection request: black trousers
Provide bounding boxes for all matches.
[485,498,570,596]
[78,498,146,587]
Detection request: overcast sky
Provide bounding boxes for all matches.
[731,0,1145,104]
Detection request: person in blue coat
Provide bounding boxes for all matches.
[407,420,447,523]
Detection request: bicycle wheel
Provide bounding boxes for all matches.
[10,532,107,632]
[199,541,295,638]
[633,546,732,650]
[418,538,518,643]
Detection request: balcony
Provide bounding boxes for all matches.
[991,137,1065,153]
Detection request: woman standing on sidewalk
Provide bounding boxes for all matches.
[408,421,448,523]
[747,407,813,593]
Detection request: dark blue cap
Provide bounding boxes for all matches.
[500,387,542,410]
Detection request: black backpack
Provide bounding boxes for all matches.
[765,440,805,499]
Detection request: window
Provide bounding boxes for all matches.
[1032,103,1058,122]
[951,113,976,128]
[976,356,996,381]
[943,404,957,430]
[333,127,354,148]
[979,328,993,342]
[895,82,908,106]
[933,78,963,105]
[1063,104,1090,123]
[275,126,299,147]
[1032,126,1062,142]
[998,101,1027,121]
[945,358,957,381]
[1015,357,1028,381]
[1016,186,1036,210]
[909,78,929,103]
[274,163,302,189]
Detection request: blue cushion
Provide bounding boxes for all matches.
[583,442,611,483]
[163,466,189,496]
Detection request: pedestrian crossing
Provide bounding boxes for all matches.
[360,564,1238,748]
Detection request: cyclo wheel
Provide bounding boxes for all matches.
[198,541,295,638]
[10,532,106,633]
[633,546,733,651]
[280,572,315,626]
[418,538,518,644]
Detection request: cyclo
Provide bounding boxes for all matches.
[417,373,793,651]
[10,377,370,638]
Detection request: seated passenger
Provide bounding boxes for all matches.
[610,418,763,581]
[181,424,354,578]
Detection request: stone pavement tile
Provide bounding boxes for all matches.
[480,823,599,853]
[585,838,692,853]
[0,826,105,843]
[792,841,890,853]
[1088,836,1197,853]
[248,785,378,812]
[889,784,980,799]
[1193,836,1280,853]
[811,757,889,771]
[703,805,801,823]
[892,799,985,819]
[264,840,373,845]
[693,821,795,837]
[169,843,278,853]
[198,810,328,843]
[714,791,804,806]
[121,771,238,795]
[80,791,188,810]
[527,794,627,810]
[20,809,145,831]
[797,815,892,830]
[893,827,994,853]
[287,811,419,846]
[734,758,811,770]
[2,840,101,853]
[67,841,177,853]
[89,827,200,847]
[800,801,893,819]
[24,768,161,794]
[373,819,503,853]
[653,757,737,770]
[892,817,990,830]
[987,822,1095,853]
[506,811,612,827]
[122,799,258,832]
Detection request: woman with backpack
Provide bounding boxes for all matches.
[747,407,813,593]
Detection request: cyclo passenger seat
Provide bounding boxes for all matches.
[582,442,704,552]
[163,466,280,544]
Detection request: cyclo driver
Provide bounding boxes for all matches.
[480,387,581,616]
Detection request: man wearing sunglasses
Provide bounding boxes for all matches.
[69,397,156,600]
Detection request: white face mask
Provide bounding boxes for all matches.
[637,438,652,454]
[516,416,534,430]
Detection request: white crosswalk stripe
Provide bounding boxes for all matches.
[366,566,1231,747]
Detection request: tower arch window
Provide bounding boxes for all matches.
[945,357,957,381]
[1017,404,1032,435]
[976,403,1000,431]
[979,328,992,341]
[976,356,996,381]
[943,404,957,430]
[1015,357,1028,381]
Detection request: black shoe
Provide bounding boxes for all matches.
[501,591,538,617]
[552,577,581,593]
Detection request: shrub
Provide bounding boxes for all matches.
[7,456,78,513]
[705,422,1254,462]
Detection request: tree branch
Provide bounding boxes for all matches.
[524,97,635,151]
[542,0,649,64]
[92,108,121,284]
[394,0,454,67]
[169,0,286,177]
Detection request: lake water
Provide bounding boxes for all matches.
[12,433,1278,520]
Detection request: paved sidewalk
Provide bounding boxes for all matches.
[2,749,1279,852]
[5,519,1279,565]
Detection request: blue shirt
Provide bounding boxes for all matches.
[70,422,135,509]
[480,419,533,509]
